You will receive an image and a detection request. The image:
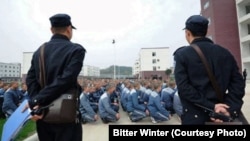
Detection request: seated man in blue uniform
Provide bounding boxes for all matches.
[120,80,130,111]
[142,80,152,105]
[0,83,9,96]
[79,83,98,124]
[126,81,149,122]
[2,81,23,118]
[147,81,171,123]
[98,82,120,123]
[160,80,177,114]
[110,90,119,112]
[88,86,99,113]
[92,81,104,103]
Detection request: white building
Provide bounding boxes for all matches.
[22,52,33,76]
[0,62,21,83]
[236,0,250,79]
[80,65,100,77]
[0,62,21,78]
[135,47,173,79]
[22,52,100,82]
[133,59,140,76]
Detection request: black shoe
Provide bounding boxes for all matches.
[128,116,134,122]
[130,117,143,122]
[101,118,109,124]
[170,110,176,115]
[81,119,87,124]
[128,115,135,122]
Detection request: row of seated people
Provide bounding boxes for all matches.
[0,79,121,121]
[121,80,182,123]
[79,79,183,124]
[79,80,121,124]
[1,79,181,124]
[121,79,182,122]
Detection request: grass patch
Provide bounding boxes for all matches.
[0,118,36,141]
[0,118,6,138]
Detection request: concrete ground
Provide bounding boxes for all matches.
[24,82,250,141]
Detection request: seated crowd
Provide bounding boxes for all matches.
[0,79,183,124]
[79,78,182,124]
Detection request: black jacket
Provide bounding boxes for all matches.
[26,34,86,108]
[174,37,244,124]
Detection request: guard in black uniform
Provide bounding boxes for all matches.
[174,15,245,125]
[26,13,86,141]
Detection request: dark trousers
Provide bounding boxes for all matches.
[36,120,82,141]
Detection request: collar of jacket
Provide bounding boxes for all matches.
[191,37,213,44]
[51,34,70,41]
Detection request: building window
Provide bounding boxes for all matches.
[246,5,250,14]
[203,1,209,10]
[158,66,160,69]
[157,59,160,62]
[248,24,250,35]
[249,43,250,54]
[152,52,156,57]
[153,66,156,71]
[152,59,156,64]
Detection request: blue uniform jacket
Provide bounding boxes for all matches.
[147,91,169,116]
[26,34,86,108]
[2,89,23,113]
[98,92,117,118]
[161,87,176,109]
[121,87,129,107]
[93,89,104,103]
[174,37,245,123]
[79,93,96,117]
[126,89,146,112]
[0,89,6,96]
[143,88,152,103]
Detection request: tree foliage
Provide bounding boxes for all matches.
[165,69,172,76]
[100,65,132,75]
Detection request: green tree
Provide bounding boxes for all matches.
[165,69,172,79]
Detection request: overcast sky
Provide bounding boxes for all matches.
[0,0,201,69]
